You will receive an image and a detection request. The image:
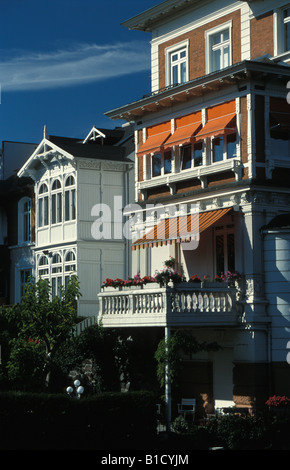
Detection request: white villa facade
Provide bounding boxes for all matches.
[16,125,134,317]
[99,0,290,420]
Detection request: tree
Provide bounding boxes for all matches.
[154,329,221,388]
[7,275,81,389]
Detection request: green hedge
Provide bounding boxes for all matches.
[0,390,157,450]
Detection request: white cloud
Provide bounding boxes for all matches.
[0,42,150,91]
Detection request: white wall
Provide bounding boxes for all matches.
[264,231,290,363]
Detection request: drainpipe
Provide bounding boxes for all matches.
[165,326,171,431]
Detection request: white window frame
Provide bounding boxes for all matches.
[38,183,49,228]
[151,150,173,178]
[211,133,238,164]
[64,250,77,288]
[180,142,204,171]
[51,178,62,225]
[205,21,232,74]
[64,175,76,221]
[18,196,32,244]
[165,40,189,87]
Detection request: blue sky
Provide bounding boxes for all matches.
[0,0,159,145]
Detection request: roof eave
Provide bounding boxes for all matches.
[122,0,254,32]
[105,60,290,121]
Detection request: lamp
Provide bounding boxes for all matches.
[66,379,84,399]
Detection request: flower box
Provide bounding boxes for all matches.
[143,283,160,290]
[201,281,228,288]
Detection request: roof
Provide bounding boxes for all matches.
[122,0,252,31]
[105,59,290,121]
[47,134,131,162]
[17,125,134,177]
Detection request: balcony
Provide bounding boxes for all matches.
[137,158,242,195]
[97,282,239,328]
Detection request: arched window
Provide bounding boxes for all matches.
[18,197,32,243]
[65,175,76,221]
[38,255,49,277]
[64,250,76,288]
[51,179,62,224]
[38,183,49,227]
[51,253,62,297]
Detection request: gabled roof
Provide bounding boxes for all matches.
[18,126,134,178]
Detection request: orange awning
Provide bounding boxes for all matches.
[195,114,236,140]
[163,121,202,150]
[132,207,232,250]
[137,131,171,156]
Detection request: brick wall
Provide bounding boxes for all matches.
[250,11,274,59]
[158,10,241,88]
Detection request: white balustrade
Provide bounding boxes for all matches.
[98,283,237,327]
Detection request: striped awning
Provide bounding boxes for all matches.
[132,207,232,250]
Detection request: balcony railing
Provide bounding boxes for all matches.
[97,282,238,328]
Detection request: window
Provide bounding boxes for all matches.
[270,129,290,158]
[18,197,32,243]
[206,22,232,73]
[38,183,49,227]
[170,47,187,85]
[212,137,224,162]
[180,142,203,170]
[51,179,62,224]
[51,253,62,298]
[152,153,162,177]
[284,8,290,52]
[181,145,192,170]
[212,133,237,162]
[65,175,76,221]
[151,151,173,177]
[215,226,235,275]
[164,151,172,174]
[166,41,189,86]
[64,251,76,288]
[20,269,32,300]
[193,142,203,166]
[38,255,49,277]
